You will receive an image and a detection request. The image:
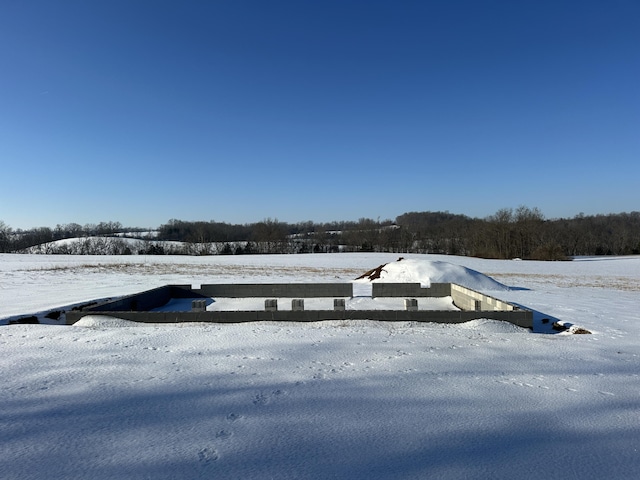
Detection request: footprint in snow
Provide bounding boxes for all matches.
[226,413,242,422]
[215,429,232,440]
[198,447,218,465]
[253,393,268,405]
[252,389,286,406]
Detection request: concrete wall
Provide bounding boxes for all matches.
[66,308,533,328]
[371,283,451,298]
[371,282,517,312]
[449,284,514,312]
[79,285,194,313]
[195,283,353,298]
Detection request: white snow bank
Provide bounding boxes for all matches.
[73,316,526,334]
[356,258,510,291]
[455,318,529,333]
[73,315,147,328]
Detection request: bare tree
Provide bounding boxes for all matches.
[0,221,12,252]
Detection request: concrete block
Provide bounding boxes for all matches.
[265,299,278,311]
[292,299,304,311]
[404,298,418,311]
[334,298,346,311]
[192,299,207,312]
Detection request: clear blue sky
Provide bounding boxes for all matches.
[1,0,638,229]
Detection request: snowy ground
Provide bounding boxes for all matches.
[1,253,639,479]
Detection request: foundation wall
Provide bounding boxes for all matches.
[371,282,516,312]
[371,283,451,297]
[450,284,514,311]
[66,282,532,329]
[80,285,195,313]
[195,283,353,298]
[66,308,533,328]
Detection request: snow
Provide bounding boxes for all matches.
[356,257,510,291]
[1,253,639,479]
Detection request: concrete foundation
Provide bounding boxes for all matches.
[66,282,533,329]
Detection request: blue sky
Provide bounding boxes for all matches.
[1,0,638,229]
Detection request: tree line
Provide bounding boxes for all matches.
[1,208,639,259]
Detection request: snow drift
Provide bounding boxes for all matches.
[355,257,510,291]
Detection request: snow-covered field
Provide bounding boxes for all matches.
[1,253,639,479]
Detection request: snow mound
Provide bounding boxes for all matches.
[356,258,509,291]
[456,319,528,333]
[73,315,145,328]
